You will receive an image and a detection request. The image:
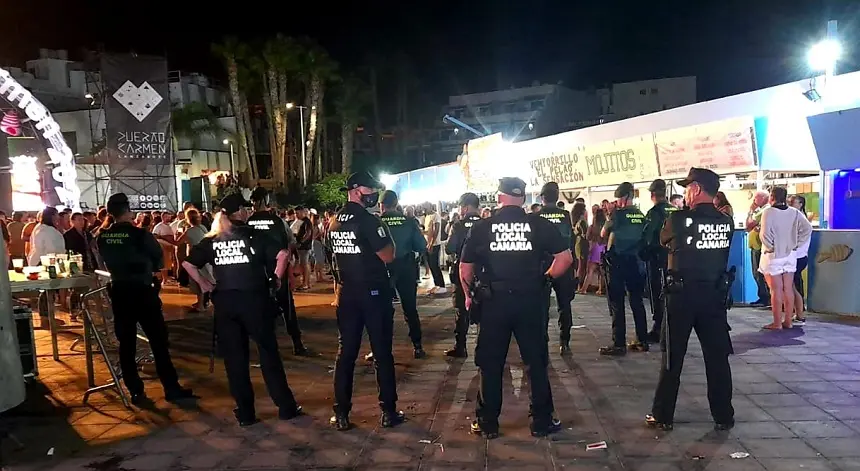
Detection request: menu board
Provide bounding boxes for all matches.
[655,117,757,178]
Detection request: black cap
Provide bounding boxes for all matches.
[498,177,526,197]
[380,190,398,206]
[250,186,268,203]
[106,192,130,217]
[540,182,560,197]
[219,193,252,215]
[341,171,383,192]
[677,167,720,194]
[614,182,634,198]
[648,179,667,193]
[458,192,480,208]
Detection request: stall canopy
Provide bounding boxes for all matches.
[806,107,860,171]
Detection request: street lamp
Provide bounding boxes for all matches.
[223,138,235,176]
[808,39,841,74]
[287,102,308,186]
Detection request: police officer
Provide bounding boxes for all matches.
[460,177,573,438]
[328,172,404,431]
[646,168,735,431]
[640,179,678,343]
[444,192,482,358]
[182,193,302,427]
[379,190,427,359]
[599,182,649,356]
[97,193,195,405]
[247,187,309,356]
[535,182,576,354]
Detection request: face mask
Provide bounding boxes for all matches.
[360,191,379,208]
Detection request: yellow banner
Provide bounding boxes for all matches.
[458,133,507,193]
[522,133,660,190]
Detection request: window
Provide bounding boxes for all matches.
[529,99,544,111]
[503,102,516,114]
[62,132,79,156]
[651,88,659,95]
[639,89,647,95]
[477,106,490,116]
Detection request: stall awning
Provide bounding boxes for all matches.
[807,107,860,171]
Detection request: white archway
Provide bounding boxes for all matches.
[0,67,81,210]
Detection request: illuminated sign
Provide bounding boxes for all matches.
[9,155,43,211]
[0,67,80,210]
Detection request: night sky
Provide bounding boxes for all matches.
[3,0,859,104]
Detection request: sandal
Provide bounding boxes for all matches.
[762,323,782,330]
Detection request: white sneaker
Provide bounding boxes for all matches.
[435,287,448,295]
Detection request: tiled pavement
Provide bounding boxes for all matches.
[2,287,860,471]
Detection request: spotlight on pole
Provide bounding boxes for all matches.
[808,39,841,72]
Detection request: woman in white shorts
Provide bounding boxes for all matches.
[759,187,813,330]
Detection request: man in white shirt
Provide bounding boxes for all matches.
[152,211,176,282]
[423,203,446,294]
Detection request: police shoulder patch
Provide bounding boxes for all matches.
[378,226,387,238]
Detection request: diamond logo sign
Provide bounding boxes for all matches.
[112,80,163,122]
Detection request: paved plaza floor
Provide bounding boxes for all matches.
[2,286,860,471]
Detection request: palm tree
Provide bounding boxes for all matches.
[334,75,370,173]
[257,35,301,185]
[212,38,257,180]
[297,39,338,183]
[171,102,226,154]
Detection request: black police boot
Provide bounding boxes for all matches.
[531,418,562,437]
[645,414,673,431]
[278,405,304,421]
[413,344,427,359]
[714,420,735,431]
[130,391,150,406]
[628,341,650,352]
[330,414,351,431]
[470,420,499,439]
[598,345,627,356]
[647,330,661,344]
[559,342,571,355]
[233,408,260,427]
[165,387,197,403]
[445,346,468,358]
[380,410,406,428]
[293,342,311,356]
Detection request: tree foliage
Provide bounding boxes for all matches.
[309,173,348,209]
[171,102,226,155]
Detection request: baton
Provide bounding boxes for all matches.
[659,267,671,371]
[209,313,216,373]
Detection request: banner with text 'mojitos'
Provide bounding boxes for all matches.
[521,132,660,190]
[101,53,171,166]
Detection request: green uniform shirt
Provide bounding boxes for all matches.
[380,210,426,260]
[603,206,646,256]
[642,201,678,250]
[96,221,163,285]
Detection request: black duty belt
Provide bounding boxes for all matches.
[488,281,543,294]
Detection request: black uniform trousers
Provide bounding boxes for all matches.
[549,266,576,344]
[608,254,648,347]
[451,262,469,348]
[333,284,398,415]
[651,286,734,424]
[108,281,180,395]
[645,256,667,335]
[389,255,422,345]
[275,282,303,345]
[213,290,298,415]
[475,288,554,431]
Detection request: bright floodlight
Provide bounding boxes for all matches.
[379,173,397,188]
[222,139,229,145]
[286,103,295,109]
[808,39,841,71]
